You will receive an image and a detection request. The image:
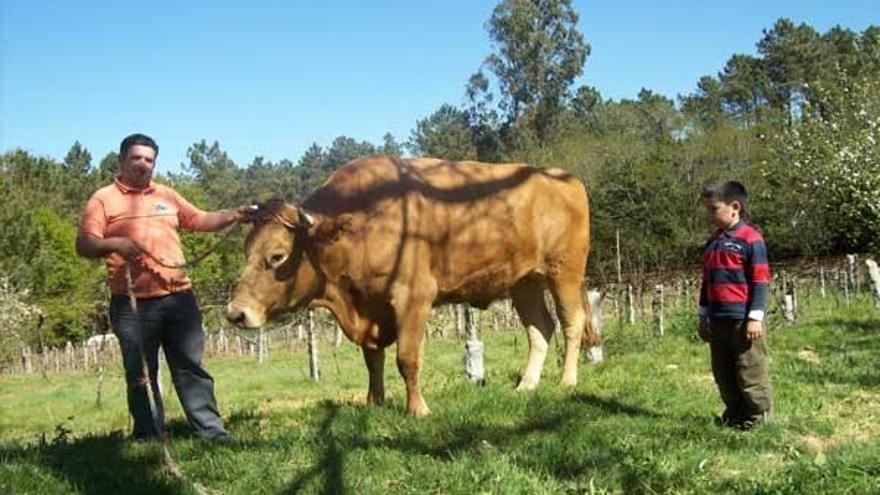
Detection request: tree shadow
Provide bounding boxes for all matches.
[569,392,662,418]
[280,400,355,495]
[0,425,191,495]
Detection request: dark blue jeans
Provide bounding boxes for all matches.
[109,290,227,439]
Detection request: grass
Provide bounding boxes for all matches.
[1,295,878,494]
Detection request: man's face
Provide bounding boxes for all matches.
[704,198,740,229]
[118,144,156,188]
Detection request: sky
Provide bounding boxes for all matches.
[1,1,877,175]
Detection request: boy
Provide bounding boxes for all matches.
[698,181,772,430]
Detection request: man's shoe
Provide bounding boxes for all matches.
[205,431,235,444]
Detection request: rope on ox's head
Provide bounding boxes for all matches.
[247,198,316,232]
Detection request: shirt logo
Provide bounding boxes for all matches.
[155,203,170,213]
[722,241,743,253]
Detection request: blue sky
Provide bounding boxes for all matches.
[1,1,877,175]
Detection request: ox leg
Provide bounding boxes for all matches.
[550,278,588,387]
[391,284,434,417]
[362,346,385,405]
[512,279,555,391]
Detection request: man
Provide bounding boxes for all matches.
[76,133,249,442]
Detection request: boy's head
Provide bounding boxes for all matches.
[702,181,749,229]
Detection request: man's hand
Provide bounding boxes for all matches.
[745,320,764,341]
[697,316,711,343]
[111,238,145,262]
[235,204,261,223]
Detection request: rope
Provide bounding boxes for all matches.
[140,220,243,270]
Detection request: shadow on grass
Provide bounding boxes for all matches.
[787,317,880,387]
[266,392,672,493]
[280,401,365,495]
[812,317,880,334]
[0,420,195,495]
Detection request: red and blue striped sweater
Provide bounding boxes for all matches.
[698,221,771,321]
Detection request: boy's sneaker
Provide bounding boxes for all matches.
[736,411,771,431]
[713,411,741,427]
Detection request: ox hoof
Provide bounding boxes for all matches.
[407,403,431,418]
[515,379,539,392]
[559,376,578,388]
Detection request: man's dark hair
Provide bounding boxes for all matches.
[703,181,750,222]
[119,133,159,158]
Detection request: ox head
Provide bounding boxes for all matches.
[226,199,322,328]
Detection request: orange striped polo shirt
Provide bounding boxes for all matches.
[79,179,208,298]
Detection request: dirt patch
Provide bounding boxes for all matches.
[801,434,836,452]
[796,349,821,365]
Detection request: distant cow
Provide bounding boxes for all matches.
[85,333,118,349]
[227,156,598,416]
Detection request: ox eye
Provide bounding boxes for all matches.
[266,252,287,268]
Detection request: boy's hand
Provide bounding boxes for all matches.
[745,320,764,341]
[697,316,711,343]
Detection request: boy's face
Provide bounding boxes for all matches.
[704,198,740,229]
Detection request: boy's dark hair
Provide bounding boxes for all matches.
[119,133,159,158]
[703,181,751,222]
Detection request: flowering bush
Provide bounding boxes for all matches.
[775,73,880,252]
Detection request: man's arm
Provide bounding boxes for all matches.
[76,234,143,261]
[195,208,246,233]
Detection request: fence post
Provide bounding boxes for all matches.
[333,323,343,349]
[847,254,858,294]
[626,285,635,325]
[463,306,485,384]
[841,269,851,307]
[307,309,320,380]
[652,285,664,336]
[819,264,826,299]
[781,271,795,324]
[65,341,74,372]
[866,259,880,309]
[22,345,32,374]
[257,327,266,364]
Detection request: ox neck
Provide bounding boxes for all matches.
[309,283,370,343]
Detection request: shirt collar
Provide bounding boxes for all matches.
[725,219,744,234]
[114,177,156,194]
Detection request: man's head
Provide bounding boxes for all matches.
[117,133,159,189]
[702,181,749,229]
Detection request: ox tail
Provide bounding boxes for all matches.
[582,290,603,348]
[582,317,602,348]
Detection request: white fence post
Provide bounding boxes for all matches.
[463,306,485,384]
[307,309,320,380]
[866,259,880,309]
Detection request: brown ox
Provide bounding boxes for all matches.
[227,156,597,416]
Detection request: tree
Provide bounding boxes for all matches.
[97,152,119,183]
[184,140,242,207]
[380,133,403,157]
[757,18,824,125]
[0,275,44,365]
[63,141,92,176]
[483,0,590,142]
[680,76,725,129]
[409,104,477,160]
